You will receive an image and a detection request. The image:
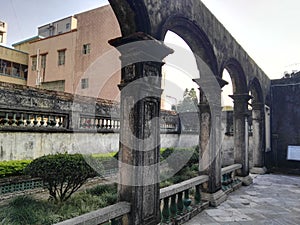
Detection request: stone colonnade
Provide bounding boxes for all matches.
[108,32,266,225]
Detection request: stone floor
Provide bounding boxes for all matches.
[184,174,300,225]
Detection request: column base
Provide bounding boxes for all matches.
[237,175,253,186]
[201,189,227,207]
[250,167,267,175]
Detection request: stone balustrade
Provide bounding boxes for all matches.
[0,111,67,130]
[159,175,209,224]
[79,116,121,132]
[54,202,131,225]
[221,164,242,194]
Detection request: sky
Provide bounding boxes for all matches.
[2,0,300,79]
[1,0,300,105]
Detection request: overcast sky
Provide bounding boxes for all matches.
[1,0,300,80]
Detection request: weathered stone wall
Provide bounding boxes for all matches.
[0,132,202,161]
[270,75,300,168]
[0,82,239,164]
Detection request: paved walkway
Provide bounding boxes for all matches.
[185,174,300,225]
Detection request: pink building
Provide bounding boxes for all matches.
[27,5,121,101]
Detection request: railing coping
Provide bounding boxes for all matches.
[54,202,131,225]
[221,164,242,175]
[160,175,209,199]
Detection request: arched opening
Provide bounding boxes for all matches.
[221,69,234,167]
[162,31,199,112]
[221,59,251,177]
[248,78,266,173]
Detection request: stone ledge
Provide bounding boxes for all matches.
[54,202,131,225]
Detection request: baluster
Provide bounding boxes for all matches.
[223,174,228,190]
[104,119,107,129]
[26,114,32,126]
[183,189,192,211]
[229,172,233,187]
[222,174,225,190]
[54,116,59,128]
[18,113,25,126]
[111,120,115,130]
[91,118,95,129]
[11,113,17,126]
[47,116,53,127]
[3,113,9,126]
[161,197,170,224]
[106,119,110,129]
[177,191,184,215]
[58,116,63,128]
[170,194,177,219]
[95,118,100,129]
[99,119,103,129]
[32,115,37,126]
[111,216,122,225]
[40,115,45,127]
[195,184,202,205]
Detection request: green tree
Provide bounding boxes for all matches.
[25,153,97,203]
[177,88,198,112]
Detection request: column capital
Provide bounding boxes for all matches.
[229,93,252,103]
[193,76,228,89]
[109,32,173,63]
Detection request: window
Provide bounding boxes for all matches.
[66,23,70,30]
[83,44,91,54]
[81,78,89,89]
[32,56,37,71]
[0,33,3,43]
[41,54,47,69]
[58,49,66,66]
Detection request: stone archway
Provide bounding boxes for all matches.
[106,0,270,224]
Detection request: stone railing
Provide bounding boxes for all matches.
[221,164,242,194]
[54,202,131,225]
[159,175,209,224]
[160,110,180,133]
[0,82,203,134]
[79,115,121,132]
[0,110,68,130]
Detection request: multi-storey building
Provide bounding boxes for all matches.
[0,21,7,45]
[0,20,28,85]
[38,16,77,38]
[0,45,28,85]
[26,5,121,100]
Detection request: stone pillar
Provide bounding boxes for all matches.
[229,94,253,185]
[250,103,267,174]
[194,77,228,206]
[109,33,173,225]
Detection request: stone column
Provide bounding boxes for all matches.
[194,77,228,206]
[109,33,173,225]
[229,94,253,185]
[250,103,267,174]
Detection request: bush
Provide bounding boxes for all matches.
[24,153,97,202]
[87,183,117,196]
[0,160,32,178]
